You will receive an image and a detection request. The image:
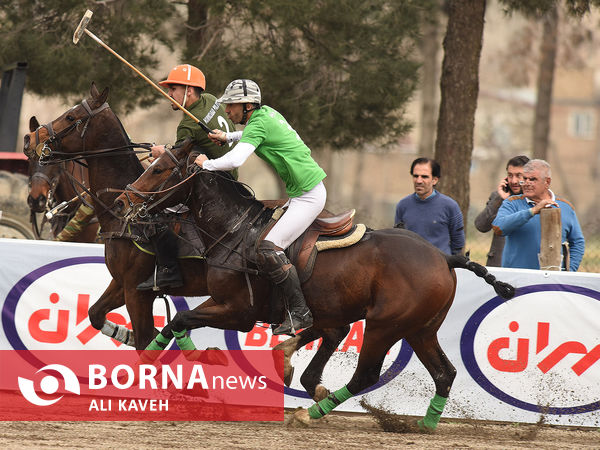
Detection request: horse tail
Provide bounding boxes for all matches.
[444,254,516,300]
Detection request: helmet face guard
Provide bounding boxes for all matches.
[218,79,261,105]
[159,64,206,89]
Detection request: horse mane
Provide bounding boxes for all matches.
[214,170,257,199]
[100,103,143,174]
[196,169,274,231]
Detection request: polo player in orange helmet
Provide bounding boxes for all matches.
[137,64,237,292]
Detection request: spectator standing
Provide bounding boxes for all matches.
[394,157,465,255]
[492,159,585,271]
[474,155,529,266]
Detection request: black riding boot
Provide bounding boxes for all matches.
[137,228,183,291]
[257,240,313,336]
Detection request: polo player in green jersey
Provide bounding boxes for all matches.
[195,79,327,336]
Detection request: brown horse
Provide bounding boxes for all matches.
[22,83,351,401]
[114,138,515,430]
[26,137,100,242]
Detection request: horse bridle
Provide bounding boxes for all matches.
[120,147,194,221]
[27,99,110,161]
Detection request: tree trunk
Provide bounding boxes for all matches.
[418,8,442,159]
[532,5,558,160]
[185,0,210,60]
[434,0,486,228]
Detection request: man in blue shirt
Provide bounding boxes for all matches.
[492,159,585,271]
[394,158,465,255]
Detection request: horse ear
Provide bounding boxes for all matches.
[29,116,40,132]
[90,82,109,106]
[90,82,99,98]
[98,86,109,104]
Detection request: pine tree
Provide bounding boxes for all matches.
[179,0,427,149]
[0,0,176,113]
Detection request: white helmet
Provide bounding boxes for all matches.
[218,79,261,105]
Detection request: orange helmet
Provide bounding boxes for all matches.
[159,64,206,89]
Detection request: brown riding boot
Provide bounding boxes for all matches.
[257,240,313,336]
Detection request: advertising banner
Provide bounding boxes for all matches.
[1,239,598,426]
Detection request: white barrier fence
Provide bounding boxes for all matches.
[1,239,598,426]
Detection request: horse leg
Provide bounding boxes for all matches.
[300,323,396,421]
[124,289,157,350]
[273,326,349,397]
[299,325,350,401]
[406,331,456,432]
[88,279,135,347]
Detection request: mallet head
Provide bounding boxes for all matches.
[73,10,93,44]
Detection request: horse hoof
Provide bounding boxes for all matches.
[198,348,228,366]
[313,384,329,402]
[283,365,294,387]
[289,408,313,427]
[416,418,436,433]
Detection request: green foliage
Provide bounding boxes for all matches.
[183,0,426,148]
[0,0,176,113]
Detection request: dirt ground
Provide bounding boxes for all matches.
[1,411,598,450]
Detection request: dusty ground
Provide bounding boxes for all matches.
[1,411,598,449]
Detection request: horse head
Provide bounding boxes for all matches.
[23,82,110,162]
[113,138,196,219]
[27,157,62,213]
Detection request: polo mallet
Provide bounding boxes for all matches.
[73,10,213,134]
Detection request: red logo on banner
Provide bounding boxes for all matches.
[0,350,284,421]
[487,321,600,375]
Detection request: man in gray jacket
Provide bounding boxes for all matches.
[474,155,529,266]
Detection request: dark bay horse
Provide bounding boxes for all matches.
[114,140,515,430]
[26,142,99,242]
[22,83,349,401]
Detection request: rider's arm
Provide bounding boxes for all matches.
[225,131,243,143]
[201,141,256,171]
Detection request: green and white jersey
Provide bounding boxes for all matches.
[241,106,326,198]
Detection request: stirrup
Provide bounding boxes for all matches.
[137,266,183,291]
[273,310,313,336]
[137,267,160,291]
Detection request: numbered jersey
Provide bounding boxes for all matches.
[175,93,238,179]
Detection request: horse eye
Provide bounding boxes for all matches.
[66,115,75,121]
[152,167,163,175]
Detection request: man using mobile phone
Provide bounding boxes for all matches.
[492,159,585,271]
[474,155,529,266]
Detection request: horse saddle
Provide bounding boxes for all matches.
[283,208,368,283]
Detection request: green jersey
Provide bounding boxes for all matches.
[176,94,238,179]
[240,106,326,198]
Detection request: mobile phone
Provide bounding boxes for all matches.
[502,177,510,193]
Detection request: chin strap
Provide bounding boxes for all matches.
[240,104,260,125]
[182,87,188,111]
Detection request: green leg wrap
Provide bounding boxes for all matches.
[145,332,171,351]
[417,394,448,431]
[172,329,196,351]
[139,333,172,364]
[308,385,353,419]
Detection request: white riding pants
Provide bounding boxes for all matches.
[265,181,326,250]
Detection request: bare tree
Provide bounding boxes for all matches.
[434,0,486,224]
[532,5,559,159]
[418,2,443,158]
